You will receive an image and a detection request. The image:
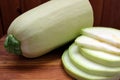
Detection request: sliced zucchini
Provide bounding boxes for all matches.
[62,50,109,80]
[68,44,120,77]
[80,48,120,67]
[75,36,120,55]
[81,27,120,48]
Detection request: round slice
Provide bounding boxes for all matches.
[75,36,120,55]
[80,48,120,67]
[81,27,120,48]
[62,50,109,80]
[68,44,120,77]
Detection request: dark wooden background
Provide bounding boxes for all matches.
[0,0,120,38]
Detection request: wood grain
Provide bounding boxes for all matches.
[0,0,20,34]
[101,0,120,29]
[89,0,104,26]
[0,36,73,80]
[20,0,48,13]
[0,14,3,38]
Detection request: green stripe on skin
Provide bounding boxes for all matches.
[4,34,22,55]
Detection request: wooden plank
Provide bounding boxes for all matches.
[101,0,120,29]
[0,13,3,38]
[20,0,48,12]
[0,0,20,34]
[0,36,73,80]
[89,0,104,26]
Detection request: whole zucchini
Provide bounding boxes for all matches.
[4,0,93,58]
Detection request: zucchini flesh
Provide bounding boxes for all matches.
[62,27,120,80]
[62,50,109,80]
[68,44,120,77]
[75,36,120,55]
[6,0,93,58]
[80,48,120,67]
[81,27,120,48]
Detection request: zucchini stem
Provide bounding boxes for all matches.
[4,34,22,55]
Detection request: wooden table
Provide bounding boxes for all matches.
[0,36,73,80]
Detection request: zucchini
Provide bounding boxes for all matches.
[4,0,93,58]
[80,48,120,67]
[75,36,120,55]
[68,44,120,77]
[81,27,120,48]
[62,50,109,80]
[62,27,120,80]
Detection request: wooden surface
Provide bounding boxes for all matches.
[20,0,48,13]
[0,36,73,80]
[0,16,3,38]
[89,0,103,26]
[101,0,120,29]
[0,0,20,34]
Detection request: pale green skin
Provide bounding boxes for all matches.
[80,48,120,67]
[62,50,111,80]
[6,0,93,58]
[68,44,120,77]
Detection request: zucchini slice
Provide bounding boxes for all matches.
[62,50,109,80]
[80,48,120,67]
[75,36,120,55]
[68,44,120,77]
[81,27,120,48]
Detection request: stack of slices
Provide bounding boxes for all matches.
[62,27,120,80]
